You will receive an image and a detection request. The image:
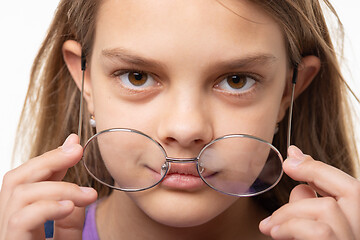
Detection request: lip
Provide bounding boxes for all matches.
[160,163,206,190]
[160,173,206,190]
[147,162,218,190]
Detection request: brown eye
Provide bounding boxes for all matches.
[117,70,156,90]
[226,75,247,89]
[216,74,256,93]
[128,72,148,86]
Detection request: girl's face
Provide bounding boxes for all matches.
[86,0,288,227]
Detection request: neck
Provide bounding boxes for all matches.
[97,191,270,240]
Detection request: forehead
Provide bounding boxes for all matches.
[93,0,286,66]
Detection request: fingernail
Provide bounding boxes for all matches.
[61,135,76,153]
[80,187,93,193]
[260,216,271,226]
[288,145,304,160]
[286,157,303,168]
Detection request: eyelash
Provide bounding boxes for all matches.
[112,68,154,78]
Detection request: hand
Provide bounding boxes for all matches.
[259,145,360,240]
[0,134,98,240]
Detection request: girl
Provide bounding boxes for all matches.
[1,0,359,239]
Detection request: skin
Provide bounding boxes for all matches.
[0,0,359,239]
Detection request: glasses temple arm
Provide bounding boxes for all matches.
[287,67,298,150]
[77,53,87,142]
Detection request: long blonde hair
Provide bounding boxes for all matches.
[14,0,359,211]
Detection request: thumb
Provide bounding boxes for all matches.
[289,184,317,203]
[53,206,86,240]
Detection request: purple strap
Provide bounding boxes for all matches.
[82,202,100,240]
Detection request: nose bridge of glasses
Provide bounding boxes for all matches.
[166,157,199,163]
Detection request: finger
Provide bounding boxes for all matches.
[5,200,74,240]
[269,218,338,240]
[0,134,80,237]
[283,145,357,198]
[7,182,97,214]
[259,197,353,239]
[54,206,86,240]
[1,134,82,192]
[3,183,96,240]
[289,184,317,203]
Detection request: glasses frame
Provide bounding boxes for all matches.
[83,128,284,196]
[78,53,298,197]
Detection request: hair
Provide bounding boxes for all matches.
[14,0,359,212]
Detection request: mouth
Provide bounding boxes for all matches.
[144,161,219,191]
[158,163,216,190]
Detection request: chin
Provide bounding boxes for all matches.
[127,187,239,228]
[147,208,222,228]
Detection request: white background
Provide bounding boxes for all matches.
[0,1,359,187]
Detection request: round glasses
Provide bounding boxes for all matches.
[82,128,283,197]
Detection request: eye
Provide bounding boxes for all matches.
[216,74,256,93]
[115,71,157,89]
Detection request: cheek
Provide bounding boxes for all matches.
[212,95,283,142]
[91,87,163,133]
[250,99,282,140]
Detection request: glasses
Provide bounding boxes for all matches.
[78,54,298,197]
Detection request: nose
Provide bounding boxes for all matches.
[156,87,214,157]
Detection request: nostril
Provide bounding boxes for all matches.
[165,137,177,144]
[165,137,204,146]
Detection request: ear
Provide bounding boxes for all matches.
[277,55,321,122]
[62,40,94,114]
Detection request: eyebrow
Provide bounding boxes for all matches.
[216,54,277,70]
[102,48,167,70]
[101,47,277,70]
